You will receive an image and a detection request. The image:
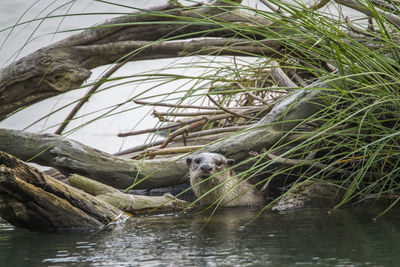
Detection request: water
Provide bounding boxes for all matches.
[0,205,399,266]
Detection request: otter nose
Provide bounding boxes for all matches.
[200,164,213,173]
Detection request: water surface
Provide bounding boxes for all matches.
[1,205,399,266]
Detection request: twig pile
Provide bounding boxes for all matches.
[114,61,301,159]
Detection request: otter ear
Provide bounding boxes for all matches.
[186,157,193,167]
[226,159,235,166]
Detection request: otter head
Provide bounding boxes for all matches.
[186,152,235,182]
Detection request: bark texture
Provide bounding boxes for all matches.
[0,2,278,120]
[0,152,123,230]
[0,129,188,189]
[69,174,190,212]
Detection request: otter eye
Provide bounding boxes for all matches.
[216,161,223,167]
[195,158,201,164]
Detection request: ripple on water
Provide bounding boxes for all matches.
[1,205,400,266]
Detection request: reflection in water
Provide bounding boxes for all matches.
[1,205,400,266]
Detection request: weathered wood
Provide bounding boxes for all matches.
[0,2,278,120]
[69,174,190,212]
[0,152,124,231]
[116,126,248,156]
[0,84,324,190]
[269,61,297,88]
[271,181,346,211]
[0,129,188,189]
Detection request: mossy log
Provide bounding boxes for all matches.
[69,174,190,212]
[0,151,125,231]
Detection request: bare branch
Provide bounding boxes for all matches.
[117,116,207,137]
[259,0,284,14]
[133,99,221,110]
[158,119,208,150]
[335,0,400,27]
[137,145,204,157]
[207,94,253,120]
[118,105,264,137]
[153,110,225,117]
[269,61,297,88]
[309,0,331,10]
[115,125,249,156]
[236,82,270,104]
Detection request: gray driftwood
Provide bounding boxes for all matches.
[0,1,278,120]
[271,181,346,211]
[0,152,126,231]
[69,174,190,212]
[0,128,188,189]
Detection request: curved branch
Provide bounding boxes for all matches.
[0,2,275,120]
[335,0,400,27]
[74,39,280,69]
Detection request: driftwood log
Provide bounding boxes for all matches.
[69,174,190,212]
[0,152,191,231]
[0,128,188,189]
[0,151,124,231]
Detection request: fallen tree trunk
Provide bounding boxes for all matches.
[0,151,125,231]
[69,174,190,212]
[0,128,188,189]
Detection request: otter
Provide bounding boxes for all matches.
[186,152,265,207]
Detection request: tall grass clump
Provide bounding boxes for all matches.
[138,0,400,209]
[227,0,400,209]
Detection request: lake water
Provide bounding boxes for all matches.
[1,205,399,266]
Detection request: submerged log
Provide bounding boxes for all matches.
[0,152,125,231]
[271,181,346,211]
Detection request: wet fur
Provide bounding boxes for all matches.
[186,152,265,207]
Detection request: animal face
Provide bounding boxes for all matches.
[186,152,235,178]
